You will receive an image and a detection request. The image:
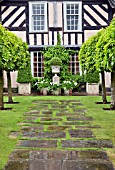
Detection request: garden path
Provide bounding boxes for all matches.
[4,100,114,170]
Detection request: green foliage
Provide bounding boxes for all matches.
[96,18,115,72]
[61,80,73,90]
[57,33,61,45]
[96,29,108,71]
[79,29,104,73]
[36,78,50,91]
[31,77,39,89]
[17,65,32,83]
[50,57,62,66]
[42,45,73,81]
[0,24,29,71]
[85,71,100,83]
[69,74,86,92]
[50,83,60,91]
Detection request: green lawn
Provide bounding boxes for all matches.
[0,95,115,169]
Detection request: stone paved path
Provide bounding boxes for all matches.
[4,100,114,170]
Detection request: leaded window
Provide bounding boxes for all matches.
[29,2,47,32]
[64,2,82,32]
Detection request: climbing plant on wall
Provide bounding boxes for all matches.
[42,34,75,82]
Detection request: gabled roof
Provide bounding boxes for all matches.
[108,0,115,8]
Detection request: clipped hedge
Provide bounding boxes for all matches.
[17,66,33,83]
[85,71,100,83]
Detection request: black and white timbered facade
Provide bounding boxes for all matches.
[0,0,115,82]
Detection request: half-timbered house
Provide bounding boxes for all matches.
[0,0,115,89]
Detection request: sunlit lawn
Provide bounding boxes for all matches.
[0,95,115,169]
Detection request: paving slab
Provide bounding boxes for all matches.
[69,129,95,138]
[47,125,71,131]
[4,160,29,170]
[22,131,66,138]
[29,159,62,170]
[67,116,93,121]
[62,139,113,148]
[21,126,44,132]
[18,140,57,148]
[62,159,114,170]
[63,121,91,125]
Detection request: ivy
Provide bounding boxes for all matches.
[41,34,75,82]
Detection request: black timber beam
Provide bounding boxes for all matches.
[84,25,107,30]
[29,45,80,52]
[1,0,108,2]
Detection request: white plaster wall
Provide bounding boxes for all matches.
[3,71,18,88]
[12,31,26,42]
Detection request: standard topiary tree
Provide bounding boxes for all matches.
[96,17,115,109]
[0,24,30,108]
[79,29,108,103]
[5,30,30,103]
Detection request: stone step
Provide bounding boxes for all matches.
[6,150,112,161]
[4,150,114,170]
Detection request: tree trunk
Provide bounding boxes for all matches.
[0,69,4,109]
[101,71,107,103]
[111,72,115,109]
[7,71,13,103]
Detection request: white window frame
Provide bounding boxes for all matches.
[63,1,82,32]
[29,1,47,32]
[31,51,44,77]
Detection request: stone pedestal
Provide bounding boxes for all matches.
[18,83,31,95]
[86,83,99,95]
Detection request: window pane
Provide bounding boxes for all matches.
[34,26,36,30]
[41,16,44,20]
[71,9,74,14]
[75,5,79,10]
[41,4,44,9]
[75,26,78,30]
[41,10,44,14]
[67,10,70,14]
[67,20,70,25]
[67,26,70,30]
[71,20,74,25]
[41,26,44,30]
[41,21,44,25]
[67,4,70,10]
[71,4,74,10]
[75,9,78,14]
[37,26,40,30]
[67,15,70,20]
[71,26,74,30]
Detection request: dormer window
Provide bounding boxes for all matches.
[29,2,47,32]
[64,2,82,32]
